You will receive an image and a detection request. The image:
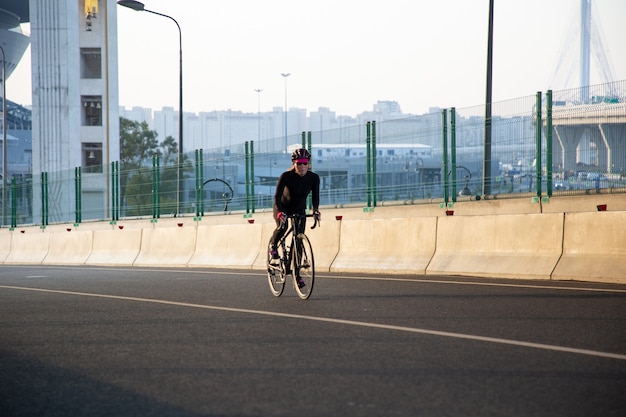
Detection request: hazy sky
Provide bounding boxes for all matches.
[7,0,626,117]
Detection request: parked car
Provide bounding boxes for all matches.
[586,172,606,181]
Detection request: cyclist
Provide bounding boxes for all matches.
[269,148,321,286]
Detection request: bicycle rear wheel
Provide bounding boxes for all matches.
[292,233,315,300]
[267,239,285,297]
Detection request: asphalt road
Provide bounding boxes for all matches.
[1,265,625,417]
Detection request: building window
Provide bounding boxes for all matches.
[80,48,101,79]
[82,143,103,173]
[81,96,102,126]
[85,0,98,31]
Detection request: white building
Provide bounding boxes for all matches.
[30,0,120,222]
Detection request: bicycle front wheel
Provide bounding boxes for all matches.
[292,233,315,300]
[267,239,285,297]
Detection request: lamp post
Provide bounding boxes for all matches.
[117,0,184,216]
[1,46,6,227]
[280,73,290,151]
[254,88,262,150]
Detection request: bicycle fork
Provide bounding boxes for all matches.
[281,238,292,275]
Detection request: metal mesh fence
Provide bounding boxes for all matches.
[1,81,625,227]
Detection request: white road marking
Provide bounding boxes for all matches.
[1,284,625,361]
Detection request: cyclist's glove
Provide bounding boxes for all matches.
[277,211,287,224]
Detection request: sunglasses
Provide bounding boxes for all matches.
[296,161,309,166]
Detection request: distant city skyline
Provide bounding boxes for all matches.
[119,100,419,153]
[7,0,626,117]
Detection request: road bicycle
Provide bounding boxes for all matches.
[267,213,319,300]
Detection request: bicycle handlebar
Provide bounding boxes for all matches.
[289,213,320,230]
[309,213,320,230]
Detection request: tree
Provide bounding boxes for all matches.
[119,118,160,168]
[119,117,182,216]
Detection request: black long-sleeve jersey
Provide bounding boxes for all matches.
[274,169,320,214]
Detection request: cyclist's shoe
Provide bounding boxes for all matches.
[269,250,280,265]
[296,276,306,289]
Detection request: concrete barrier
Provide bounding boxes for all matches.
[4,228,50,264]
[552,211,626,283]
[189,223,262,269]
[541,194,626,213]
[449,197,542,216]
[86,228,142,266]
[133,225,197,267]
[305,218,341,272]
[330,217,437,275]
[44,229,93,265]
[0,229,11,263]
[252,222,280,271]
[427,213,564,280]
[4,197,624,284]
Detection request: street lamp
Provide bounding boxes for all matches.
[280,72,290,151]
[117,0,184,216]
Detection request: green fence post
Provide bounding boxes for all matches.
[365,122,372,208]
[111,161,119,222]
[535,92,542,199]
[450,108,457,202]
[251,140,255,214]
[372,121,377,207]
[199,149,204,216]
[152,156,158,219]
[41,172,48,227]
[11,177,16,228]
[194,150,200,218]
[117,161,121,221]
[442,110,449,206]
[74,167,82,225]
[546,90,553,198]
[245,141,250,215]
[307,131,312,154]
[116,161,120,221]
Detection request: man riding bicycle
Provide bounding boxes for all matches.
[269,148,321,287]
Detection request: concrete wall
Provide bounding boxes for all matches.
[0,229,11,262]
[44,229,93,265]
[189,223,262,269]
[86,228,142,266]
[1,197,625,283]
[552,211,626,284]
[4,228,50,264]
[331,217,436,275]
[133,225,197,268]
[427,213,564,280]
